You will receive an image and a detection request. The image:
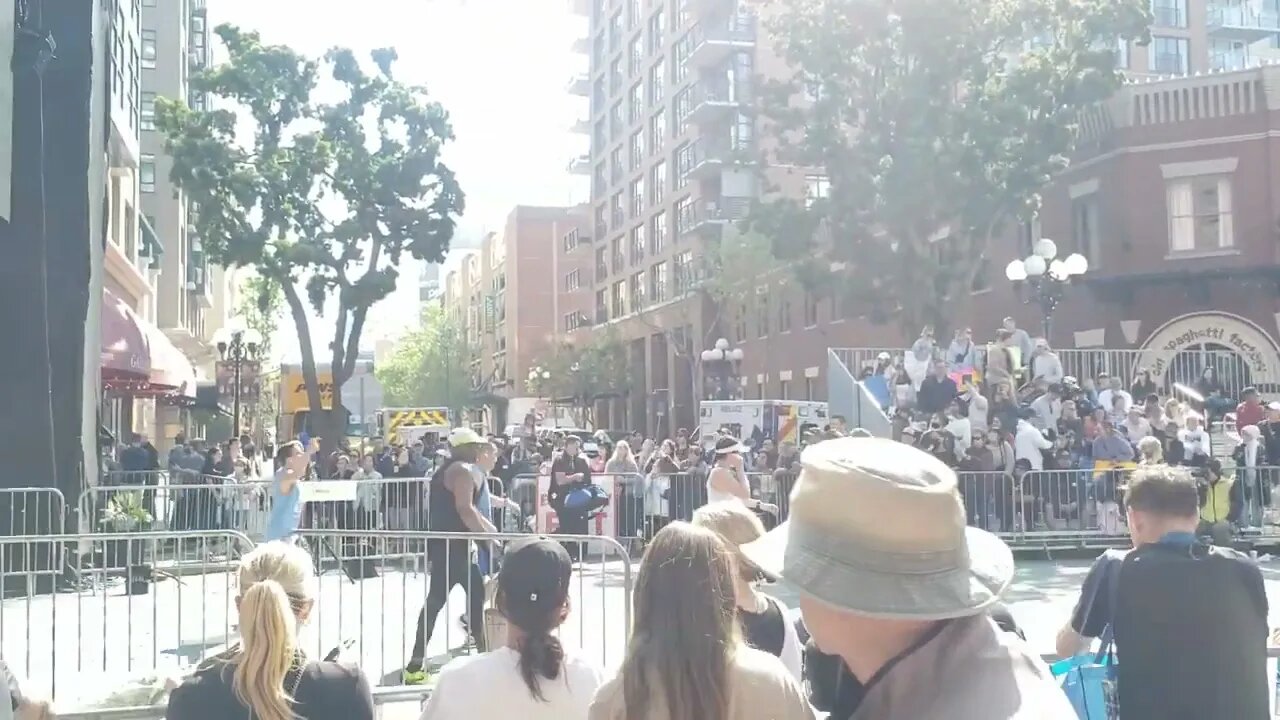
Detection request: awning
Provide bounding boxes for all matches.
[146,324,198,400]
[101,288,149,377]
[100,288,198,400]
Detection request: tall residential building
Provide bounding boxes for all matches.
[573,0,768,434]
[139,0,216,449]
[441,206,590,427]
[1124,0,1280,75]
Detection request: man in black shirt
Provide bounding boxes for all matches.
[549,436,593,554]
[917,360,958,416]
[1056,465,1269,719]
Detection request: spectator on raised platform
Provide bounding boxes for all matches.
[1124,407,1152,445]
[1015,413,1053,471]
[1098,376,1133,417]
[1029,340,1063,385]
[1236,387,1266,431]
[947,327,977,373]
[1093,420,1135,464]
[1131,368,1158,401]
[1030,384,1062,430]
[917,360,958,417]
[1179,414,1212,465]
[985,330,1017,397]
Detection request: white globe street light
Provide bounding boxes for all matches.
[701,338,744,400]
[1004,238,1090,341]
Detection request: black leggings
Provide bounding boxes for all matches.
[409,541,487,666]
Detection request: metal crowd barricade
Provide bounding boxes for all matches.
[0,530,254,703]
[79,480,271,539]
[291,529,633,683]
[58,685,433,719]
[0,487,66,535]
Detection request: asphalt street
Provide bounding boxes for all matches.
[11,554,1280,717]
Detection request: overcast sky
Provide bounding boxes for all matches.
[210,0,589,361]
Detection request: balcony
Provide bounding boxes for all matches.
[595,306,609,325]
[567,154,591,174]
[569,0,590,16]
[688,17,757,70]
[688,138,755,180]
[690,79,752,126]
[1210,51,1253,72]
[567,74,590,96]
[680,196,751,237]
[1206,4,1280,42]
[572,36,590,54]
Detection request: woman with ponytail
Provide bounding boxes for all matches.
[167,542,374,720]
[420,537,603,719]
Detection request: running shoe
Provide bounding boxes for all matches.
[402,667,429,685]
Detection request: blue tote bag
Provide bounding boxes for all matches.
[1051,553,1122,720]
[1052,626,1119,720]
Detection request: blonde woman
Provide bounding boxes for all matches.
[167,542,375,720]
[692,502,803,682]
[604,441,640,475]
[1137,435,1164,465]
[588,523,814,720]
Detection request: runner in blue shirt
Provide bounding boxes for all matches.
[265,441,308,543]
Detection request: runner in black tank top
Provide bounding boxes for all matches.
[404,434,498,684]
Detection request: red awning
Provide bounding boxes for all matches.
[146,325,198,400]
[101,288,149,377]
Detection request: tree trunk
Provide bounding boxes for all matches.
[280,282,326,449]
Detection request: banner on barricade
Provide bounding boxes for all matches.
[534,474,620,538]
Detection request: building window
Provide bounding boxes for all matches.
[629,35,644,77]
[674,30,693,83]
[629,82,644,124]
[778,296,792,333]
[648,58,666,105]
[650,261,668,303]
[673,86,693,134]
[673,249,694,294]
[831,291,846,320]
[756,292,769,338]
[596,246,608,280]
[141,29,157,69]
[650,161,666,204]
[140,154,156,193]
[630,270,647,310]
[1071,193,1100,264]
[596,288,609,322]
[804,175,830,207]
[780,380,791,400]
[630,177,645,217]
[630,130,644,170]
[612,279,628,317]
[650,210,667,255]
[648,8,666,53]
[610,146,624,184]
[1116,38,1130,70]
[565,269,582,292]
[734,303,748,342]
[1167,175,1233,252]
[610,57,623,96]
[674,142,695,189]
[649,110,666,154]
[1209,39,1249,72]
[629,224,646,263]
[1151,0,1187,28]
[565,312,585,332]
[609,11,623,51]
[611,191,625,227]
[803,292,819,327]
[613,235,626,273]
[627,0,641,28]
[611,101,624,140]
[1149,35,1189,75]
[141,91,156,130]
[674,195,694,234]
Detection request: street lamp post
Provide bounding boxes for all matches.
[1004,238,1089,341]
[214,325,262,437]
[700,338,745,401]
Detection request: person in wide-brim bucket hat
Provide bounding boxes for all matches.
[742,437,1076,719]
[742,436,1013,619]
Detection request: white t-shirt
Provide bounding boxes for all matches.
[420,646,604,720]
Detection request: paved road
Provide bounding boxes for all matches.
[13,553,1280,717]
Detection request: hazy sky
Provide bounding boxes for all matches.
[210,0,589,360]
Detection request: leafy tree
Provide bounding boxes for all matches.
[377,304,473,420]
[155,25,464,451]
[753,0,1149,336]
[528,328,632,428]
[232,273,282,444]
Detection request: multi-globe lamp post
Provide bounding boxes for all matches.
[700,338,745,401]
[213,325,262,436]
[1004,238,1089,340]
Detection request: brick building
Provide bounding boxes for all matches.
[441,205,591,426]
